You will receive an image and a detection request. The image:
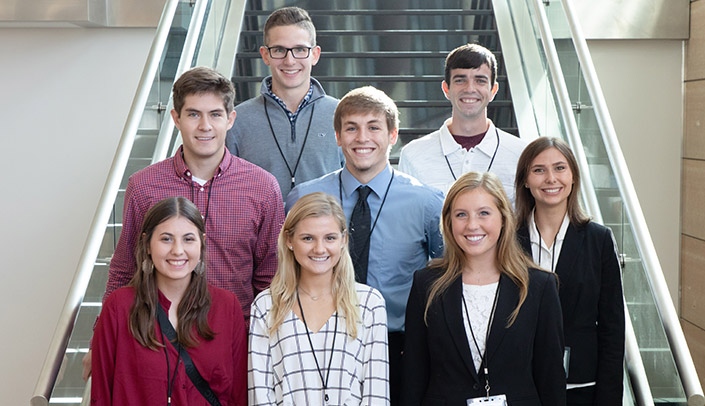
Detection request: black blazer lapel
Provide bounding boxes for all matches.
[484,274,517,364]
[554,223,584,318]
[442,276,481,383]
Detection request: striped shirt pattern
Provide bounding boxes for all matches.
[249,284,389,405]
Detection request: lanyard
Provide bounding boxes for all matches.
[462,281,500,399]
[264,100,315,189]
[297,293,338,404]
[535,224,560,273]
[338,170,394,243]
[445,127,500,180]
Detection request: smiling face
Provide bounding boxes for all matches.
[451,188,503,265]
[526,147,574,211]
[171,92,236,168]
[287,215,345,279]
[149,215,203,288]
[336,112,398,183]
[260,24,321,97]
[442,65,498,123]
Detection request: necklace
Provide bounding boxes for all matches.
[297,293,337,403]
[298,286,330,301]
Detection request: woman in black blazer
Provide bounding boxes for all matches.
[402,171,566,406]
[514,137,625,405]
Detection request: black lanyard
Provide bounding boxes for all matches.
[462,281,500,399]
[297,293,338,404]
[535,224,560,273]
[337,170,394,244]
[445,127,500,180]
[264,100,315,189]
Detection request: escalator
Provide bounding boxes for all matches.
[31,0,703,404]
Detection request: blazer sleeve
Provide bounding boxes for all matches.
[400,270,431,406]
[595,227,626,404]
[91,294,120,404]
[532,272,567,406]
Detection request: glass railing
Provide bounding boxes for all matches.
[494,0,703,404]
[30,0,246,404]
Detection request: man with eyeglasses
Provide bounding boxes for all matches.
[226,6,344,199]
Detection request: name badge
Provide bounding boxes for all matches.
[467,394,507,405]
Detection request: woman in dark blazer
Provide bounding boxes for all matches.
[402,171,566,406]
[514,137,625,405]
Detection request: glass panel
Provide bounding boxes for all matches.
[501,0,688,403]
[47,1,199,404]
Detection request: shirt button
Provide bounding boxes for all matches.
[473,383,480,390]
[200,187,205,192]
[186,171,191,176]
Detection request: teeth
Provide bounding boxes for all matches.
[544,188,560,193]
[355,148,373,154]
[168,260,187,266]
[466,235,484,242]
[310,256,329,262]
[196,137,214,141]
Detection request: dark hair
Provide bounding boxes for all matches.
[128,196,214,349]
[514,137,589,227]
[426,172,533,326]
[172,66,235,116]
[263,6,317,46]
[333,86,400,134]
[444,43,498,86]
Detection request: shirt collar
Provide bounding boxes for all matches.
[528,209,570,248]
[440,118,499,157]
[265,76,314,116]
[340,164,393,200]
[173,145,232,180]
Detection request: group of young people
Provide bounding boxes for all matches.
[84,6,625,406]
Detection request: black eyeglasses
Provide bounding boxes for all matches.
[265,46,313,59]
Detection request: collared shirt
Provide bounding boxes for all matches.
[248,284,389,405]
[286,165,444,332]
[106,146,285,319]
[398,119,527,204]
[265,76,314,121]
[527,210,570,273]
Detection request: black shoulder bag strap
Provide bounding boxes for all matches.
[157,305,222,406]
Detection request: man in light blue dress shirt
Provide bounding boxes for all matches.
[286,86,444,406]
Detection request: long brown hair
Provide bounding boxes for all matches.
[514,137,590,227]
[426,172,534,326]
[268,192,360,338]
[128,196,214,349]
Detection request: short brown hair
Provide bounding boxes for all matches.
[172,66,235,116]
[263,6,316,46]
[334,86,400,134]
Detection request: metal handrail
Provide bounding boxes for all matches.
[30,1,182,404]
[560,0,704,404]
[526,1,653,403]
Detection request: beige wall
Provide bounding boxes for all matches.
[588,40,684,307]
[0,27,154,405]
[683,0,705,391]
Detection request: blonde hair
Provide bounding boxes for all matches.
[426,172,536,326]
[268,192,360,337]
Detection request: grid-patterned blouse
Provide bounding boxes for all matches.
[248,283,389,405]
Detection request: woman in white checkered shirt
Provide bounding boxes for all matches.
[248,192,390,405]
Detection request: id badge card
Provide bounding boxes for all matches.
[467,394,507,405]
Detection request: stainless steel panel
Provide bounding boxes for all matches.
[571,0,689,40]
[0,0,165,27]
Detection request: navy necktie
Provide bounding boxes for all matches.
[349,185,372,283]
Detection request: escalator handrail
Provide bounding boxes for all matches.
[559,0,705,403]
[30,1,183,404]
